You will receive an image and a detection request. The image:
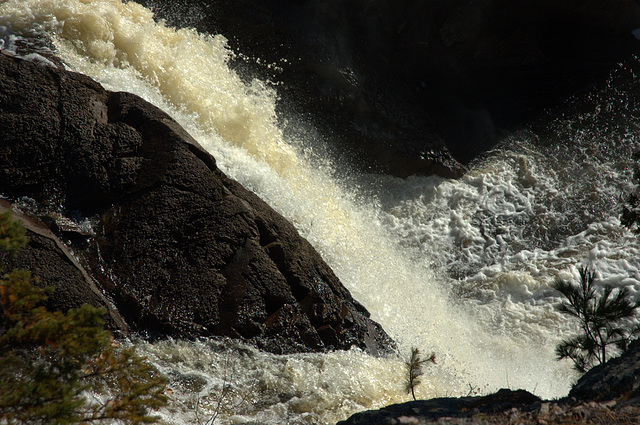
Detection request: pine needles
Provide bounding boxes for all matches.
[404,347,436,401]
[552,265,640,373]
[0,212,168,424]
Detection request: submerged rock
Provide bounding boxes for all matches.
[0,53,393,355]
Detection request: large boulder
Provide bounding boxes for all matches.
[141,0,640,177]
[0,52,393,355]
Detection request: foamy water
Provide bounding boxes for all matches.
[3,1,640,423]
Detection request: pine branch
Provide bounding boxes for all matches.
[404,347,435,401]
[552,265,640,373]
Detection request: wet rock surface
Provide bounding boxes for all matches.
[0,52,393,355]
[141,0,640,178]
[338,341,640,424]
[0,199,127,334]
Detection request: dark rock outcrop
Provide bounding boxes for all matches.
[141,0,640,178]
[568,339,640,406]
[0,52,393,355]
[338,340,640,424]
[0,200,127,334]
[337,389,541,424]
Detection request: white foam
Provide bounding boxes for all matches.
[5,1,640,423]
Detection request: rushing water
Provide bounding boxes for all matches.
[3,1,640,423]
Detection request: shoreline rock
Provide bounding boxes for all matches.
[338,340,640,424]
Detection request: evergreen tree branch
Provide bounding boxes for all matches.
[552,265,640,373]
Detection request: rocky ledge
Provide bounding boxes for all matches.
[338,339,640,424]
[0,52,393,355]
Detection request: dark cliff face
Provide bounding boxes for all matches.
[142,0,640,177]
[0,52,394,355]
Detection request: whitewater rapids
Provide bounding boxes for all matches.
[2,1,640,423]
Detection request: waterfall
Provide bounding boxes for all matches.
[3,1,640,423]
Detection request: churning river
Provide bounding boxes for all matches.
[3,1,640,423]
